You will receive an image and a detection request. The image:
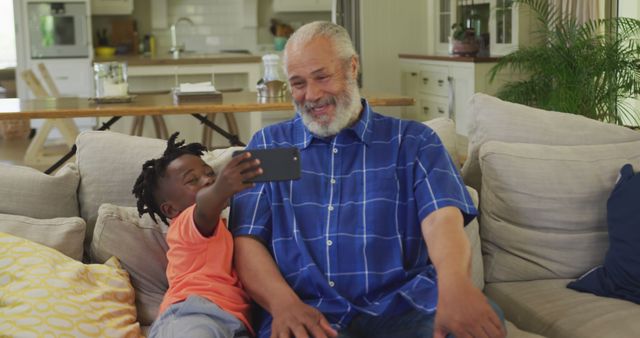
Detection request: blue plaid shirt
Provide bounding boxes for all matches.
[231,99,476,337]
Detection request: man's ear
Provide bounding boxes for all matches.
[350,55,360,80]
[160,201,180,219]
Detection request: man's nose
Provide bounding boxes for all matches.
[305,82,322,102]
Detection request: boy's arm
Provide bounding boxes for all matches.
[194,153,261,237]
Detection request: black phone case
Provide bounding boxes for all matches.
[233,147,301,182]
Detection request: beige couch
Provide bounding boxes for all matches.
[0,93,638,337]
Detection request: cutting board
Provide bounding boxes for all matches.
[111,18,137,54]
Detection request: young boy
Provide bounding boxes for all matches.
[132,132,262,338]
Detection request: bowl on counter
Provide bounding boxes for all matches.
[95,46,116,58]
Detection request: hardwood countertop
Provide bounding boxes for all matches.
[399,53,500,63]
[94,53,262,66]
[0,91,415,120]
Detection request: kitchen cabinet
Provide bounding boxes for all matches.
[399,55,507,136]
[434,0,532,56]
[90,0,133,15]
[272,0,331,12]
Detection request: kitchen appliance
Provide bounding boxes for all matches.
[27,1,89,58]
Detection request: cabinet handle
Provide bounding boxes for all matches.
[447,76,454,119]
[438,79,444,86]
[438,108,445,114]
[422,78,429,85]
[423,107,429,114]
[55,76,70,80]
[410,72,417,76]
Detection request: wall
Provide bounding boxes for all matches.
[360,0,429,118]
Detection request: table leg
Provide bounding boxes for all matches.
[191,113,245,147]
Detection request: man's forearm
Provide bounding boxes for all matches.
[234,236,302,314]
[421,206,471,281]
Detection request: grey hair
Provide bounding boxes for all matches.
[283,21,358,73]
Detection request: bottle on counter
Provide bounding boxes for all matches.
[149,35,156,57]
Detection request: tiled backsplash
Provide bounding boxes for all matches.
[152,0,258,55]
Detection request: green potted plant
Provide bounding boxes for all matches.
[451,23,479,56]
[489,0,640,126]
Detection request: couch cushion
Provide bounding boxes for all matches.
[479,140,640,282]
[90,203,169,326]
[461,93,640,191]
[0,232,141,336]
[567,163,640,304]
[76,131,166,251]
[76,130,242,252]
[464,186,484,291]
[485,279,640,338]
[0,162,79,218]
[0,213,85,261]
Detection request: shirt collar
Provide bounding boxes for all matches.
[294,98,373,149]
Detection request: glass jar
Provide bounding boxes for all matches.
[93,62,128,97]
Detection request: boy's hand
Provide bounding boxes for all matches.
[212,152,262,199]
[193,153,262,236]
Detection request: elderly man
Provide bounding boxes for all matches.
[231,21,505,338]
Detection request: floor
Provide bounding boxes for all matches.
[0,136,69,172]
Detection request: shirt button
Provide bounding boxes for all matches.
[329,280,335,287]
[328,205,334,211]
[330,178,336,184]
[327,240,333,246]
[333,148,338,154]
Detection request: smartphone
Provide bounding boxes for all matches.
[232,147,301,183]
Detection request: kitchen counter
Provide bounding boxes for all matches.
[93,53,261,66]
[398,54,500,63]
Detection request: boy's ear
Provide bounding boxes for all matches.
[160,201,180,219]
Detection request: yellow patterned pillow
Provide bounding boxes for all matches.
[0,232,142,337]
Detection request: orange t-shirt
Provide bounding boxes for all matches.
[159,205,253,334]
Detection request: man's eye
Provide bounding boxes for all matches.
[186,177,198,184]
[291,82,304,89]
[207,171,215,177]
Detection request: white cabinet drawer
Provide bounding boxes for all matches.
[38,59,93,97]
[418,69,449,97]
[417,95,449,121]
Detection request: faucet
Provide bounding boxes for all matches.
[170,17,195,59]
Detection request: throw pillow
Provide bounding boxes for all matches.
[0,162,80,218]
[567,163,640,304]
[461,93,640,191]
[0,232,141,336]
[0,213,85,261]
[90,203,169,326]
[479,140,640,282]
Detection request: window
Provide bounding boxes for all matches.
[0,1,17,69]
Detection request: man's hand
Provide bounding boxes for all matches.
[270,299,337,338]
[434,278,505,338]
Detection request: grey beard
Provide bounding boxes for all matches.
[296,84,362,138]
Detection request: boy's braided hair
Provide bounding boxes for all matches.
[131,132,207,225]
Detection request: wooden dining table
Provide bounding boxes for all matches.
[0,91,414,173]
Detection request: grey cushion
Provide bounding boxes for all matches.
[90,203,169,326]
[76,131,166,251]
[0,213,85,261]
[479,140,640,282]
[485,279,640,338]
[461,93,640,191]
[0,163,79,218]
[464,186,484,291]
